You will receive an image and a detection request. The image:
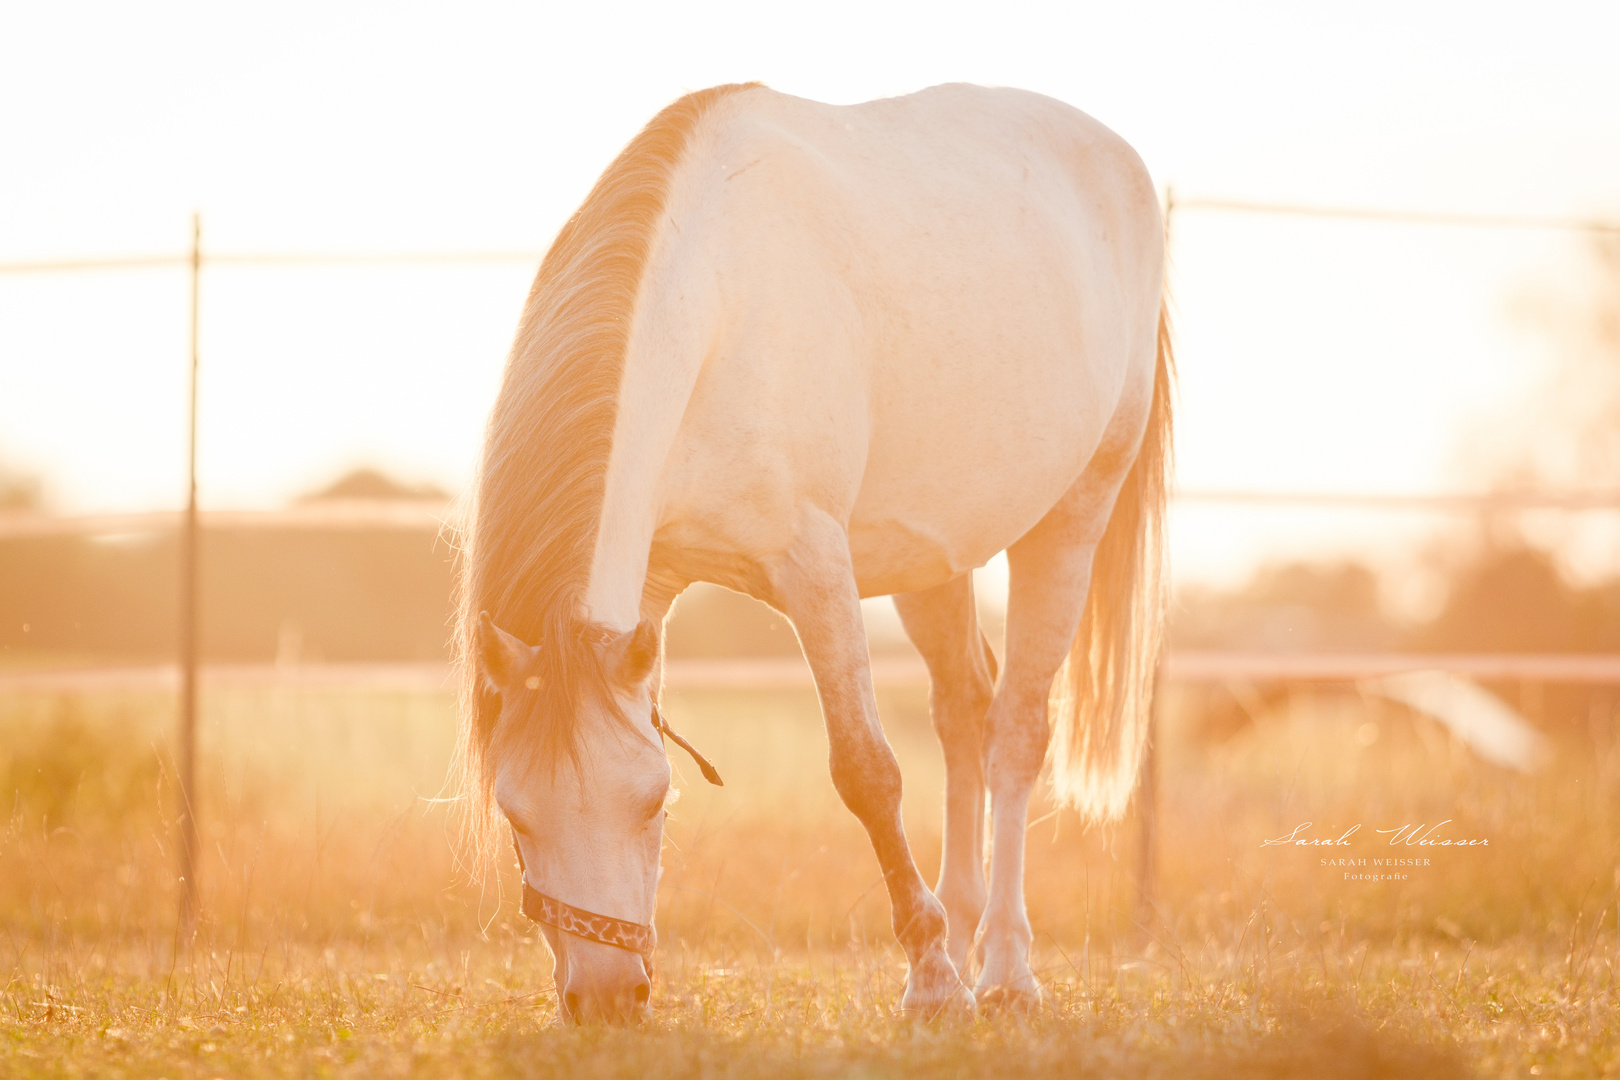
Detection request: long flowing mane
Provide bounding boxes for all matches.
[453,83,757,865]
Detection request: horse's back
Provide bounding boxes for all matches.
[648,85,1164,595]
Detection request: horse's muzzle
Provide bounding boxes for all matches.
[556,937,651,1025]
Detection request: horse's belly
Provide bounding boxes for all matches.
[844,512,1020,598]
[842,264,1130,596]
[845,407,1094,597]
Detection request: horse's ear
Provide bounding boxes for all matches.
[477,611,529,691]
[615,620,659,687]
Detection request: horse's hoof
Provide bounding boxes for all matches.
[900,951,977,1021]
[901,981,977,1021]
[974,980,1043,1015]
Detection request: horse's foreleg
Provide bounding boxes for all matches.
[893,575,995,976]
[977,494,1104,1009]
[769,511,974,1017]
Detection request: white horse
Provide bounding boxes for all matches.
[456,82,1172,1023]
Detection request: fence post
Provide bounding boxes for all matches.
[1133,682,1160,932]
[177,213,201,935]
[1134,187,1175,934]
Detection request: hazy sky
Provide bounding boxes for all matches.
[3,1,1618,585]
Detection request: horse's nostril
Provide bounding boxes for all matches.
[633,981,650,1006]
[564,992,582,1022]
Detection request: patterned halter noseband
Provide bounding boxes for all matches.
[513,699,722,958]
[521,875,658,957]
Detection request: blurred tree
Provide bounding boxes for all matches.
[1499,237,1620,491]
[1171,560,1396,652]
[1380,233,1620,726]
[297,466,450,502]
[0,461,43,510]
[1457,237,1620,569]
[1408,546,1620,654]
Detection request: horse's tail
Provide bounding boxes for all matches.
[1047,294,1174,821]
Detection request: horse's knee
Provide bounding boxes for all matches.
[930,680,992,752]
[984,695,1049,790]
[938,868,987,922]
[828,730,904,822]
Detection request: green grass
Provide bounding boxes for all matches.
[2,682,1617,1077]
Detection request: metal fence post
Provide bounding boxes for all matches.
[177,213,201,935]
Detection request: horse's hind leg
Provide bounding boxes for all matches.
[893,574,997,975]
[976,480,1116,1008]
[767,509,975,1017]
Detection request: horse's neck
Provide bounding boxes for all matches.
[581,254,707,631]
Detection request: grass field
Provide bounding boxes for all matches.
[2,678,1617,1077]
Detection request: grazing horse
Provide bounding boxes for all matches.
[455,82,1172,1024]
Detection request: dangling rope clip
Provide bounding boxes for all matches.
[651,704,723,786]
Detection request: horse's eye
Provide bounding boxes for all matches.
[642,786,673,822]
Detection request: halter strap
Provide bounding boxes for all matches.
[520,878,657,958]
[576,621,621,647]
[510,708,719,956]
[507,625,720,955]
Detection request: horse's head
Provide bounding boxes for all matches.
[476,611,669,1024]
